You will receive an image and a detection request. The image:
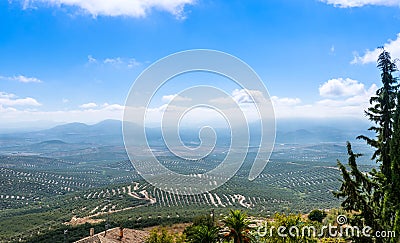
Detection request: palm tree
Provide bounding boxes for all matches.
[222,210,251,243]
[188,225,220,243]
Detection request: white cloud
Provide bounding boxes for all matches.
[271,96,302,106]
[0,92,16,99]
[77,102,124,111]
[0,105,18,113]
[0,75,42,83]
[87,55,97,63]
[0,92,41,107]
[232,89,254,104]
[272,80,377,118]
[22,0,196,18]
[210,89,268,105]
[101,103,124,111]
[162,94,192,103]
[79,102,98,109]
[104,57,123,65]
[233,89,271,105]
[320,0,400,7]
[352,33,400,64]
[87,55,141,69]
[319,78,366,97]
[318,84,376,106]
[13,75,42,83]
[127,59,141,68]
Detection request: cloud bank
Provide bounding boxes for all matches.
[79,102,97,109]
[0,92,41,107]
[0,75,42,83]
[0,77,378,129]
[22,0,196,18]
[273,77,376,119]
[319,78,366,97]
[320,0,400,8]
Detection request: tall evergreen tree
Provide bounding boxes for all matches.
[334,49,399,243]
[357,49,398,179]
[358,49,398,235]
[334,143,380,242]
[389,91,400,239]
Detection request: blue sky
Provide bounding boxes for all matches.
[1,0,400,129]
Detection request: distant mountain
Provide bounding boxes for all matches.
[45,122,89,134]
[26,119,124,145]
[0,139,92,156]
[275,127,365,144]
[0,120,123,149]
[44,119,122,136]
[0,118,374,151]
[91,119,122,131]
[273,118,372,144]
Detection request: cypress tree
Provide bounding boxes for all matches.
[357,49,398,179]
[389,92,400,240]
[334,49,399,242]
[334,143,380,242]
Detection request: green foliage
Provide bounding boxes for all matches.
[259,213,318,243]
[192,214,214,228]
[145,227,185,243]
[186,225,220,243]
[146,228,174,243]
[357,49,398,176]
[335,49,400,243]
[184,214,220,243]
[333,143,381,241]
[222,210,252,243]
[389,91,400,241]
[24,222,105,243]
[308,209,327,223]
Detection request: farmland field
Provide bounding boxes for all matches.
[0,140,375,242]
